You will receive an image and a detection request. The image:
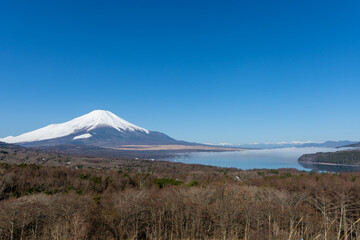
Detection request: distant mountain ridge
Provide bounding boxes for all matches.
[211,140,358,149]
[0,110,193,148]
[343,142,360,148]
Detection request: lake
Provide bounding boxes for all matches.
[170,147,354,171]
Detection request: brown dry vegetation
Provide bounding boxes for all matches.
[1,163,360,239]
[2,143,360,239]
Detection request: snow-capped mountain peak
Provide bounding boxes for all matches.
[72,110,149,133]
[1,110,149,144]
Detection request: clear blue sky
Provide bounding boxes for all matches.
[1,0,359,144]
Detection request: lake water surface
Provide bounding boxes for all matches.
[171,147,350,171]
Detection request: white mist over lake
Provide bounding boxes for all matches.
[172,147,347,170]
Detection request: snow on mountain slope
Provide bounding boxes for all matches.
[1,110,149,144]
[73,133,92,140]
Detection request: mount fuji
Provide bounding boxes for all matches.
[0,110,187,148]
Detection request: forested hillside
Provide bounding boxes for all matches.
[299,150,360,165]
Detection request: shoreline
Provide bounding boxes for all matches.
[107,145,247,151]
[299,161,360,168]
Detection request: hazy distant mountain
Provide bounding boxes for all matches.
[300,141,358,148]
[0,110,192,148]
[343,142,360,148]
[211,140,358,149]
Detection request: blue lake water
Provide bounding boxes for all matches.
[171,147,349,171]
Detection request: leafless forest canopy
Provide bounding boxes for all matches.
[1,144,360,239]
